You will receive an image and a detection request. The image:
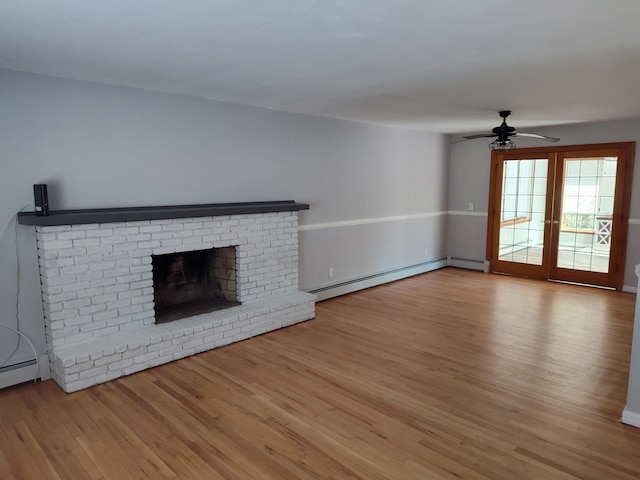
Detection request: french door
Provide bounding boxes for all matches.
[487,142,635,290]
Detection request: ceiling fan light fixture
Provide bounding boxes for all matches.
[489,138,516,152]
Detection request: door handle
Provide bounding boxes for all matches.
[541,220,551,224]
[553,220,559,224]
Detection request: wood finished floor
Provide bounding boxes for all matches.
[1,268,639,479]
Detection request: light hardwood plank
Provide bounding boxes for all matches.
[0,268,639,479]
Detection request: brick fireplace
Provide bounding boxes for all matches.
[19,201,315,392]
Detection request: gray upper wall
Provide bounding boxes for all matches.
[0,69,448,224]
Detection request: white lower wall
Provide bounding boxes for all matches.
[299,213,448,292]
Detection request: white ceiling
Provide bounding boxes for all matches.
[2,0,640,133]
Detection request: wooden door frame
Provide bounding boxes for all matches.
[486,141,635,290]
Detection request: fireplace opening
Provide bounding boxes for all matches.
[152,247,239,324]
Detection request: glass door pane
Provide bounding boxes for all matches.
[497,158,548,266]
[556,157,617,273]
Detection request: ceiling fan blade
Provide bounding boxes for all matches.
[462,133,497,140]
[513,132,560,142]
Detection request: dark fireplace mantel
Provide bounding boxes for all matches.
[17,200,309,226]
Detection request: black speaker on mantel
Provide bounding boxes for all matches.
[33,184,49,216]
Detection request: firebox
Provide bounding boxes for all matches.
[152,246,239,323]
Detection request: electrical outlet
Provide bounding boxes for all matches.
[468,202,474,211]
[328,267,334,278]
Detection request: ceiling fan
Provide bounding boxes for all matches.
[462,110,560,151]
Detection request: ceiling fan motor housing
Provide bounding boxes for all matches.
[492,110,516,141]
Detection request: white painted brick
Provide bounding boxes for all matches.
[162,224,184,232]
[181,236,203,245]
[140,225,163,233]
[62,332,95,345]
[49,308,80,322]
[37,232,58,241]
[172,229,194,238]
[41,258,75,268]
[93,309,119,321]
[92,293,118,304]
[100,235,127,245]
[102,252,128,261]
[190,229,213,237]
[107,358,135,371]
[73,238,102,248]
[103,267,130,278]
[116,273,141,284]
[113,243,140,252]
[47,301,64,313]
[42,274,78,287]
[118,288,143,300]
[131,294,154,306]
[80,320,107,332]
[130,248,153,258]
[114,258,141,268]
[76,288,105,301]
[130,280,153,289]
[182,221,203,230]
[106,314,133,327]
[38,250,59,260]
[76,271,106,283]
[151,231,173,240]
[119,304,143,316]
[59,264,89,276]
[107,297,131,310]
[94,370,123,384]
[160,238,183,248]
[90,278,117,289]
[86,228,114,238]
[152,247,174,255]
[61,297,91,309]
[83,245,114,256]
[57,231,86,240]
[127,233,151,242]
[135,314,155,325]
[114,227,139,235]
[44,291,77,304]
[40,239,74,250]
[66,359,93,374]
[88,261,115,271]
[134,351,160,364]
[122,320,146,331]
[79,365,108,380]
[123,346,148,359]
[138,240,162,249]
[130,265,152,275]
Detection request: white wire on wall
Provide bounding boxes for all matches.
[0,203,39,380]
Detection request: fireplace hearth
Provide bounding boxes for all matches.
[19,201,315,392]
